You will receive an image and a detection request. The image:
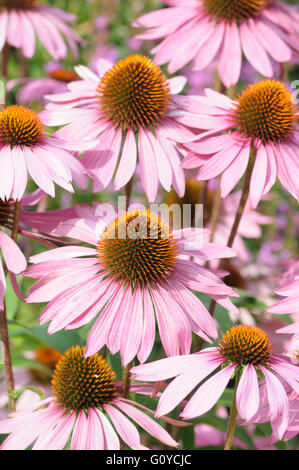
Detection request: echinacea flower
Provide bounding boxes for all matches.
[40,54,201,201]
[0,0,83,60]
[0,105,88,200]
[131,325,299,440]
[25,207,239,365]
[133,0,299,87]
[0,346,178,450]
[7,62,78,105]
[181,79,299,207]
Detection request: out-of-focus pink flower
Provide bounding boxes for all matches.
[0,1,83,59]
[133,0,299,87]
[7,62,78,105]
[0,346,177,450]
[132,325,299,440]
[25,206,238,365]
[194,423,247,449]
[0,346,61,417]
[181,80,299,208]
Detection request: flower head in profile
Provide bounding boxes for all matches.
[181,80,299,207]
[0,105,89,200]
[25,206,238,365]
[40,54,202,201]
[132,325,299,440]
[0,0,83,59]
[133,0,299,87]
[0,346,177,450]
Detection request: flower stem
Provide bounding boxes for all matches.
[226,144,257,249]
[124,177,133,211]
[0,201,21,413]
[120,359,134,450]
[207,145,257,318]
[224,367,242,450]
[0,302,15,413]
[11,201,20,242]
[1,43,10,79]
[209,177,222,243]
[121,360,134,399]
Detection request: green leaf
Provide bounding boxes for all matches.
[181,425,195,450]
[8,322,82,353]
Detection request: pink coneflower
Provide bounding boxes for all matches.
[133,0,299,87]
[181,79,299,207]
[267,276,299,336]
[0,0,82,60]
[25,208,239,365]
[131,325,299,440]
[0,105,89,200]
[0,346,177,450]
[7,62,79,105]
[40,54,201,201]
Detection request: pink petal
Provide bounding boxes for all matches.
[180,364,236,419]
[236,364,260,421]
[115,400,178,447]
[104,404,141,449]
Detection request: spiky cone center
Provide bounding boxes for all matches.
[52,346,117,411]
[30,346,61,384]
[219,325,273,365]
[97,55,172,130]
[97,209,179,288]
[0,0,38,9]
[0,105,44,147]
[0,199,15,230]
[232,80,298,144]
[49,69,78,83]
[202,0,269,23]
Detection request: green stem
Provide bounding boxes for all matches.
[0,301,15,413]
[0,201,21,412]
[224,368,242,450]
[205,145,257,329]
[1,43,10,79]
[121,360,134,399]
[209,177,222,243]
[124,177,133,211]
[226,144,257,249]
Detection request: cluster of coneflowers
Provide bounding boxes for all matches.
[0,0,298,451]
